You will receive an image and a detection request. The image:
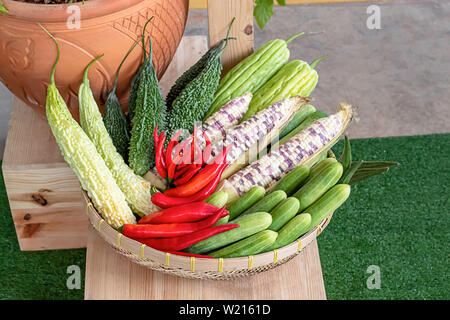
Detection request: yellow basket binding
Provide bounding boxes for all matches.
[86,202,93,216]
[190,257,195,271]
[297,239,302,252]
[98,219,104,232]
[273,250,279,263]
[248,255,254,270]
[165,252,170,266]
[117,233,122,248]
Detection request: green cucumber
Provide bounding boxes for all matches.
[227,186,265,220]
[269,165,310,196]
[266,213,312,251]
[306,184,351,228]
[208,230,278,258]
[204,191,230,226]
[305,157,337,183]
[239,190,287,217]
[204,190,228,207]
[268,197,300,231]
[215,215,230,226]
[308,150,328,168]
[184,212,272,254]
[294,162,343,211]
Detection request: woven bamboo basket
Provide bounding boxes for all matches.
[84,152,337,280]
[84,191,333,280]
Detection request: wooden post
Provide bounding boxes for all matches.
[207,0,254,73]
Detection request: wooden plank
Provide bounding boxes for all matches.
[85,225,326,300]
[2,99,65,167]
[207,0,254,74]
[191,0,394,10]
[1,99,88,250]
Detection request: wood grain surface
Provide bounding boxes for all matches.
[207,0,254,74]
[84,225,326,300]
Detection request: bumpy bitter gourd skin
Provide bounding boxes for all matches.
[129,38,167,175]
[79,66,158,217]
[167,52,223,136]
[103,39,141,160]
[127,64,143,123]
[242,60,318,121]
[166,41,224,110]
[103,91,130,161]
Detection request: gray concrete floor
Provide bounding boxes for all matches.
[1,0,449,159]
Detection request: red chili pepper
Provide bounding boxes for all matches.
[191,123,197,163]
[173,164,202,186]
[164,251,214,259]
[159,131,167,167]
[151,162,228,208]
[173,163,192,179]
[138,202,221,224]
[153,125,159,148]
[123,206,227,239]
[164,145,231,198]
[165,131,183,180]
[202,131,212,164]
[155,131,167,178]
[193,143,203,165]
[136,224,239,251]
[172,138,191,165]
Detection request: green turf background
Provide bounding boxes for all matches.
[0,133,448,300]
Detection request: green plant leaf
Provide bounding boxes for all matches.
[349,167,389,185]
[338,135,352,173]
[277,0,286,5]
[358,161,399,169]
[254,0,274,30]
[339,160,363,184]
[0,1,8,13]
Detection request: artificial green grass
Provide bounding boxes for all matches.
[319,133,450,300]
[0,133,448,300]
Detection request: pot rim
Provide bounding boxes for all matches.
[2,0,147,22]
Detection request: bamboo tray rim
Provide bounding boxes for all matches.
[83,190,333,277]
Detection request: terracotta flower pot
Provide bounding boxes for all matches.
[0,0,189,118]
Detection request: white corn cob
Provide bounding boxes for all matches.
[211,96,310,178]
[79,76,159,217]
[222,103,353,198]
[201,92,252,144]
